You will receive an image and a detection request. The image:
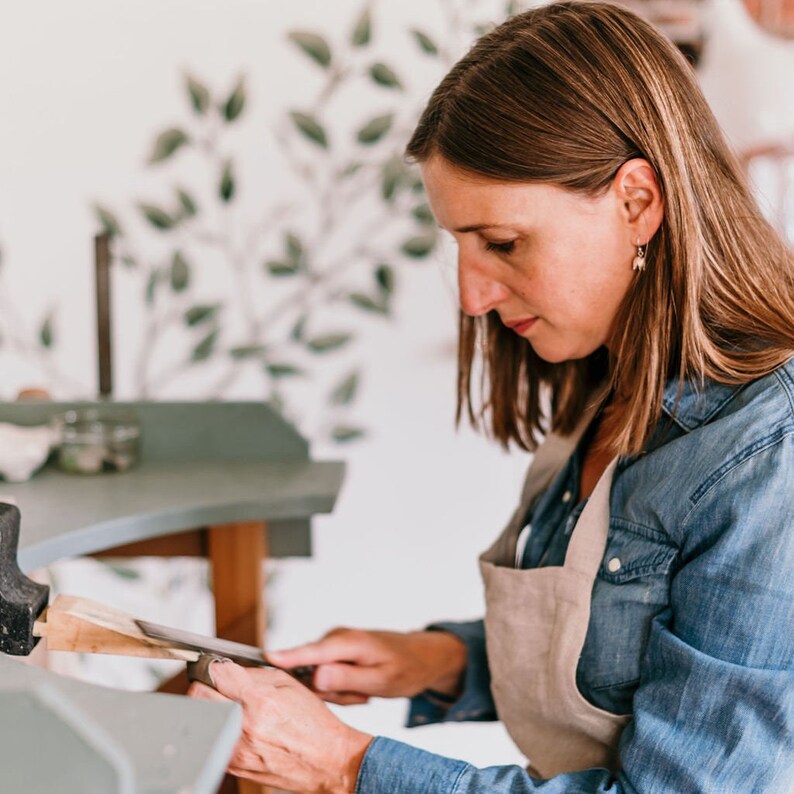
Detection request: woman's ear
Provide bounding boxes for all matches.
[613,158,664,242]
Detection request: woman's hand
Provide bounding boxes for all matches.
[267,627,468,705]
[188,661,373,794]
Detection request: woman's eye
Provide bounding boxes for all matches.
[485,240,516,254]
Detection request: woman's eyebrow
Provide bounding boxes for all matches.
[451,223,516,233]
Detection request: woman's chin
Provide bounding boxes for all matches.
[528,337,601,364]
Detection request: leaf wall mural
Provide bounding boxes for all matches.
[87,0,504,444]
[1,0,522,444]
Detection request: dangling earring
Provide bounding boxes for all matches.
[632,239,647,273]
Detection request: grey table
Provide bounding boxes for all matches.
[0,652,242,793]
[0,401,346,794]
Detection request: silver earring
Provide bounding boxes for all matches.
[632,240,647,273]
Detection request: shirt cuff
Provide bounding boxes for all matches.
[356,736,471,794]
[406,620,497,728]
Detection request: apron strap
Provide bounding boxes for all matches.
[487,387,609,566]
[563,457,619,577]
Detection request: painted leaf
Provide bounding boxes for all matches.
[267,260,300,277]
[351,7,371,46]
[184,304,219,326]
[269,392,285,415]
[186,74,211,115]
[93,204,123,236]
[148,128,190,164]
[350,293,388,315]
[139,203,175,231]
[219,160,236,203]
[145,271,159,306]
[381,156,404,201]
[104,563,141,581]
[288,31,332,68]
[375,264,395,294]
[505,0,521,16]
[230,345,266,360]
[342,162,363,178]
[121,255,138,270]
[369,62,402,89]
[331,425,366,443]
[176,188,198,217]
[285,232,303,263]
[401,234,436,259]
[170,251,190,292]
[412,203,434,225]
[411,28,439,55]
[330,371,359,405]
[192,328,219,361]
[290,111,329,149]
[39,314,54,349]
[357,113,393,145]
[222,77,246,122]
[267,362,304,378]
[291,314,307,342]
[306,333,352,353]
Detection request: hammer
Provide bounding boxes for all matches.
[0,503,49,656]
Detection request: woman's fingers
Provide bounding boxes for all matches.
[313,661,385,695]
[267,629,372,669]
[318,692,370,706]
[210,660,288,702]
[187,679,231,702]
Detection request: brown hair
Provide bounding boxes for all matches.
[406,1,794,454]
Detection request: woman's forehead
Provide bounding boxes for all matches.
[421,157,588,228]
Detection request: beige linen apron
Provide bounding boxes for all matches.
[479,404,631,778]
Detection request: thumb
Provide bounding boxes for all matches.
[206,659,252,702]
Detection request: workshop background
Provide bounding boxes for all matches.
[0,0,792,769]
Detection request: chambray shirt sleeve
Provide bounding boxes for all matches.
[406,620,497,727]
[357,439,794,793]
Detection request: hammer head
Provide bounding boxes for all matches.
[0,503,49,655]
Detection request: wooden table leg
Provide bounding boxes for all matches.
[208,521,271,794]
[92,525,277,793]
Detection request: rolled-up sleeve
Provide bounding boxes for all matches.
[407,619,497,727]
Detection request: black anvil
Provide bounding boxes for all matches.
[0,503,49,655]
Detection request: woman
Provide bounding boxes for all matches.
[189,3,794,791]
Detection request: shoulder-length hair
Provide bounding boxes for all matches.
[406,1,794,455]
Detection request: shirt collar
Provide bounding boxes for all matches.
[661,375,743,432]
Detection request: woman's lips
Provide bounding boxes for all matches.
[507,317,538,335]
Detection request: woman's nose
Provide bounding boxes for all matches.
[458,256,508,317]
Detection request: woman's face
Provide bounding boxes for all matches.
[421,155,642,363]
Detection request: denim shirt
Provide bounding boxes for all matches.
[355,357,794,793]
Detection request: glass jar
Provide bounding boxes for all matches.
[54,408,141,474]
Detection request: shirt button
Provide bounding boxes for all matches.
[561,490,572,503]
[607,557,622,573]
